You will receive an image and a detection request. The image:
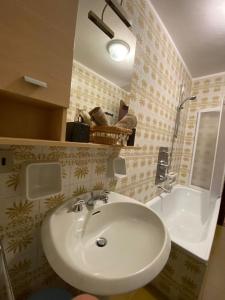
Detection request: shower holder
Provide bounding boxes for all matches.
[155,147,169,185]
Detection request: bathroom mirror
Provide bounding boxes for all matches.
[74,0,136,91]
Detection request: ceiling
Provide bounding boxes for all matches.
[150,0,225,78]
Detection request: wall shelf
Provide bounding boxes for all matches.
[0,91,67,141]
[0,137,141,150]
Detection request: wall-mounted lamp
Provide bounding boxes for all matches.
[88,0,131,39]
[105,0,132,28]
[88,10,114,39]
[107,39,130,62]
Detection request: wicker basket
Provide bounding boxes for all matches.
[90,125,132,146]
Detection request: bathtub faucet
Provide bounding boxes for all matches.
[157,185,172,193]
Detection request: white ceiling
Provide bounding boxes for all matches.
[150,0,225,77]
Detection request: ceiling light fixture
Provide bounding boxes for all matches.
[107,40,130,62]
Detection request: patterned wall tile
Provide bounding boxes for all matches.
[0,145,113,299]
[150,242,207,300]
[1,0,224,299]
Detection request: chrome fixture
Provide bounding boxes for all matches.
[24,75,48,88]
[72,198,85,212]
[72,191,109,212]
[105,0,131,28]
[168,84,197,170]
[177,95,197,111]
[174,95,197,137]
[88,10,114,39]
[159,174,167,182]
[155,147,169,185]
[158,185,171,193]
[87,190,109,207]
[159,160,169,168]
[96,237,107,247]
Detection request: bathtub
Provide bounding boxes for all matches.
[147,185,221,261]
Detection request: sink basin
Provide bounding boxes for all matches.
[41,192,171,295]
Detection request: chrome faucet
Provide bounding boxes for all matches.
[87,190,109,207]
[159,160,169,168]
[72,190,109,212]
[71,198,85,212]
[157,185,171,193]
[158,174,168,183]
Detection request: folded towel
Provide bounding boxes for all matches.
[115,113,137,129]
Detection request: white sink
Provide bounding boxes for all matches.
[41,192,171,295]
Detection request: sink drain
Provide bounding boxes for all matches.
[96,237,107,247]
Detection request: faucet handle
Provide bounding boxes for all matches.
[159,174,166,181]
[86,190,110,207]
[71,198,85,212]
[100,190,110,203]
[159,160,169,167]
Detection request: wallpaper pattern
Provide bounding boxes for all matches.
[150,243,207,300]
[67,61,129,125]
[69,0,192,201]
[0,0,210,299]
[0,145,118,299]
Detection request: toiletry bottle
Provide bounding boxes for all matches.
[66,115,90,143]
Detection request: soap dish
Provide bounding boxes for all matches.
[108,156,127,179]
[22,161,62,201]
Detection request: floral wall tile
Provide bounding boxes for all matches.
[1,0,223,299]
[150,242,207,300]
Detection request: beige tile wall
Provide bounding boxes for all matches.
[0,145,118,299]
[68,0,192,202]
[67,61,130,125]
[3,0,221,299]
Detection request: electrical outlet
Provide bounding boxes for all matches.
[0,149,13,173]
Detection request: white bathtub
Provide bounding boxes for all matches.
[147,185,221,261]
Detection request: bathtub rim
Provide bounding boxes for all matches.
[146,185,221,262]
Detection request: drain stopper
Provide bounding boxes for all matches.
[96,237,107,247]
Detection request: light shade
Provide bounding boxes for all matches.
[107,40,130,62]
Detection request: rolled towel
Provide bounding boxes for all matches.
[89,107,108,126]
[115,113,137,129]
[77,109,92,126]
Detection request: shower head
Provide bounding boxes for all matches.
[178,95,197,110]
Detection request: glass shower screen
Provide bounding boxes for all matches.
[191,110,220,190]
